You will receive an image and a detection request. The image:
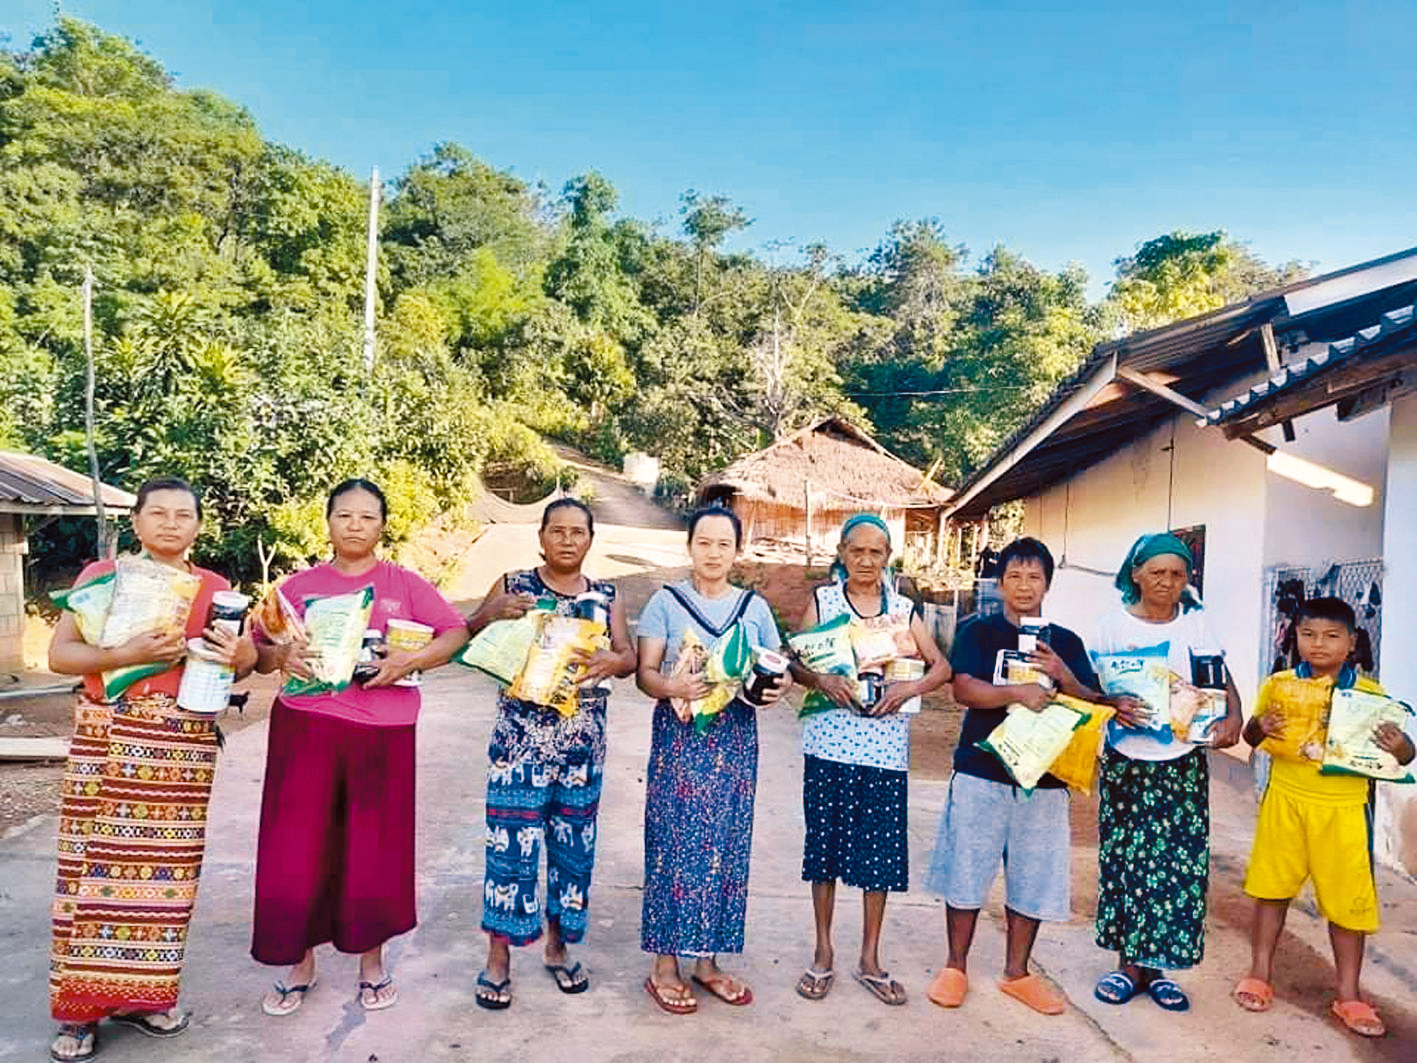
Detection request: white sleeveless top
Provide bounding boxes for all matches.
[800,580,914,773]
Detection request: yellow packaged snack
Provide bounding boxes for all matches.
[509,613,607,717]
[1170,679,1228,745]
[1260,674,1333,765]
[670,627,750,733]
[1321,688,1415,783]
[848,613,917,672]
[1047,694,1115,794]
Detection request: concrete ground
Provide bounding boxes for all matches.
[2,456,1414,1062]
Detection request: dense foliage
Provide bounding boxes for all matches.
[0,19,1304,581]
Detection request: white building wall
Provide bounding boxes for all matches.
[1376,392,1417,878]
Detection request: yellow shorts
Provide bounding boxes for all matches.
[1243,785,1378,932]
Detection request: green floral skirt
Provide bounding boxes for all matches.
[1095,747,1209,970]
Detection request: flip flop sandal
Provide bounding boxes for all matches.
[1146,978,1190,1012]
[927,968,968,1008]
[261,978,319,1017]
[644,976,698,1015]
[357,975,398,1012]
[999,974,1067,1015]
[110,1010,191,1038]
[545,962,590,995]
[49,1024,98,1063]
[1331,999,1386,1038]
[853,968,907,1006]
[1094,971,1140,1005]
[692,973,754,1006]
[475,972,513,1011]
[796,967,835,1001]
[1232,977,1274,1013]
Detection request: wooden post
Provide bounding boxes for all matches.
[1259,323,1296,442]
[362,167,381,375]
[81,266,110,557]
[803,478,813,567]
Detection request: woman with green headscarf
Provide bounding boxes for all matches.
[790,514,952,1006]
[1090,533,1242,1014]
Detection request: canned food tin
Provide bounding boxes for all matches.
[208,590,251,637]
[741,649,789,705]
[857,671,885,711]
[573,591,610,630]
[353,628,384,685]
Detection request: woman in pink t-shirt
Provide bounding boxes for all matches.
[251,479,469,1016]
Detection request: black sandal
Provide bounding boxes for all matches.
[545,961,590,994]
[110,1010,190,1038]
[49,1024,98,1062]
[475,971,512,1010]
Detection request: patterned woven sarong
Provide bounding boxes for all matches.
[50,692,218,1022]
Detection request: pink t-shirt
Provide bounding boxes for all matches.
[269,559,465,727]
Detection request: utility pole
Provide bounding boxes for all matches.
[81,265,110,556]
[362,167,381,375]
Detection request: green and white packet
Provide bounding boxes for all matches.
[1320,687,1415,783]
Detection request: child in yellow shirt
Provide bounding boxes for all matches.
[1234,598,1413,1038]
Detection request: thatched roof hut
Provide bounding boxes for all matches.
[698,418,950,562]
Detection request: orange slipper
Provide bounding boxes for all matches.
[999,974,1066,1015]
[1232,977,1273,1013]
[927,967,968,1008]
[1331,999,1385,1037]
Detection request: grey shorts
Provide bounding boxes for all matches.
[926,772,1071,922]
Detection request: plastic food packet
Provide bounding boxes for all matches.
[251,583,307,645]
[788,614,858,717]
[670,626,752,734]
[1321,688,1416,783]
[1047,694,1115,794]
[1259,674,1333,764]
[508,613,606,717]
[1093,645,1172,736]
[977,699,1090,794]
[96,556,203,699]
[283,586,375,696]
[49,570,116,646]
[849,614,917,672]
[997,650,1052,690]
[1170,678,1228,745]
[456,605,552,686]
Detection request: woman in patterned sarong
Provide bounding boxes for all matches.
[46,478,257,1062]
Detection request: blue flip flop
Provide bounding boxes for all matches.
[1094,970,1140,1005]
[1147,978,1190,1012]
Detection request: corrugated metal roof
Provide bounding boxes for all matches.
[1204,304,1416,426]
[0,451,136,513]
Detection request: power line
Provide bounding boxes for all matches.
[845,384,1034,398]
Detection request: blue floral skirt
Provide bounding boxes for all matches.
[640,698,758,956]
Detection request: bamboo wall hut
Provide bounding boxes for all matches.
[697,417,951,563]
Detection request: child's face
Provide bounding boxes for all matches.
[1295,617,1356,674]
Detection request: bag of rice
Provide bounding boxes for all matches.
[283,586,375,696]
[1320,688,1416,783]
[50,570,116,646]
[508,613,607,717]
[977,698,1090,794]
[788,613,858,717]
[1259,674,1333,765]
[97,555,203,698]
[1046,694,1114,794]
[849,613,917,672]
[1093,645,1172,736]
[456,604,553,687]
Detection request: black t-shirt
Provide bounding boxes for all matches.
[949,612,1100,789]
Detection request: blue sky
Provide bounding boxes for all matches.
[6,1,1415,294]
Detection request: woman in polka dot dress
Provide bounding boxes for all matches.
[790,514,952,1005]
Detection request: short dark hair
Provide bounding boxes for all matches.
[1295,596,1356,632]
[541,497,594,536]
[326,478,388,520]
[687,505,742,549]
[997,537,1055,586]
[135,477,202,519]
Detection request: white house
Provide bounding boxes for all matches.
[945,247,1417,877]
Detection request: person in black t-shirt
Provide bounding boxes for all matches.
[924,537,1102,1016]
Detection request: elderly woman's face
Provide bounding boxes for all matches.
[839,525,890,584]
[1134,553,1190,609]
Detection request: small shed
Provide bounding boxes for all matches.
[697,417,951,562]
[0,452,135,672]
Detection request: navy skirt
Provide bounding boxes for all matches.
[802,754,909,892]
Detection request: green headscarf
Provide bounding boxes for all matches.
[1116,532,1201,612]
[829,513,892,583]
